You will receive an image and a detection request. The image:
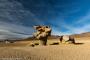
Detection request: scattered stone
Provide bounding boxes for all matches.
[59,35,75,44]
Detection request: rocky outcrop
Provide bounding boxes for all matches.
[33,25,52,45]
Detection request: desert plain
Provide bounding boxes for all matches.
[0,37,89,60]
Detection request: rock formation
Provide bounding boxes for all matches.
[60,35,75,44]
[33,25,51,45]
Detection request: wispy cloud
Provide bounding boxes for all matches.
[58,14,90,35]
[51,7,90,35]
[1,0,90,38]
[0,21,34,39]
[0,0,46,40]
[76,11,90,24]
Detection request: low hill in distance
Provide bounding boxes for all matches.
[0,32,90,42]
[71,32,90,38]
[23,32,90,41]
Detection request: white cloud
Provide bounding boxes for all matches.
[53,10,90,35]
[60,23,90,35]
[0,0,45,40]
[0,21,34,40]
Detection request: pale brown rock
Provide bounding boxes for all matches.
[60,35,75,44]
[33,25,52,45]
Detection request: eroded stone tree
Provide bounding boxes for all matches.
[33,25,52,45]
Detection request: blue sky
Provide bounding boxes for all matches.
[19,0,90,35]
[0,0,90,39]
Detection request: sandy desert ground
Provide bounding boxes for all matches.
[0,38,90,60]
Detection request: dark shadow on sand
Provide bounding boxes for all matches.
[50,42,84,45]
[74,43,84,45]
[50,42,59,45]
